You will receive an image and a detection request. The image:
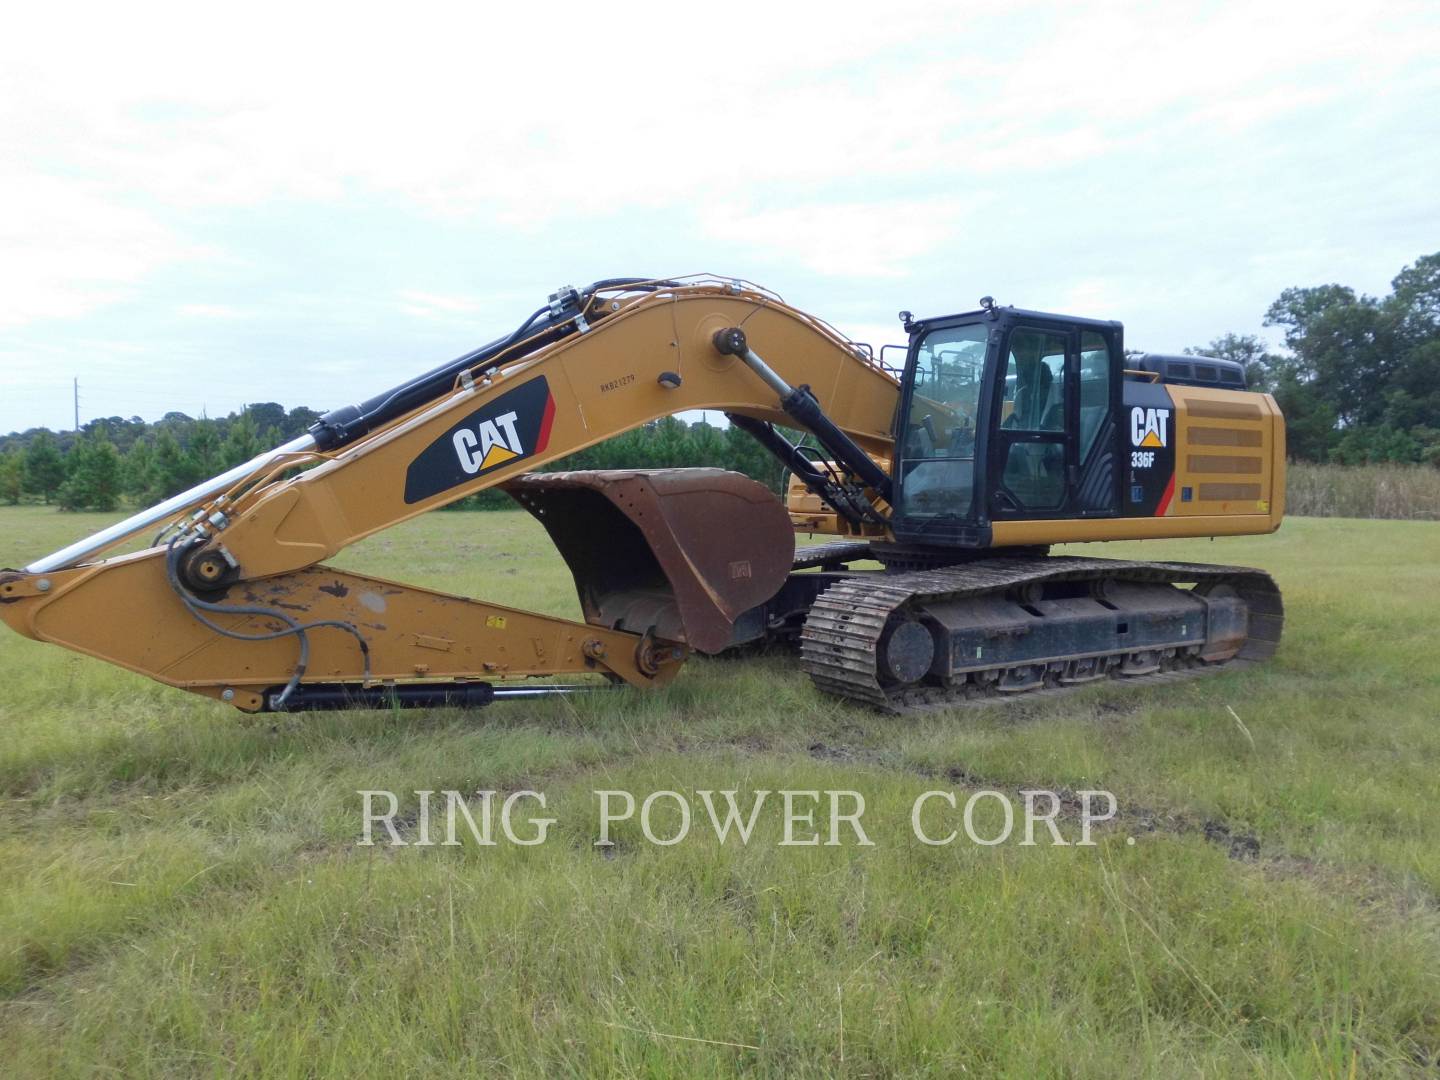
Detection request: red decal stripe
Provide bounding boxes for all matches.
[1154,472,1176,516]
[535,393,556,453]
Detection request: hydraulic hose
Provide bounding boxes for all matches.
[164,535,372,709]
[308,277,679,452]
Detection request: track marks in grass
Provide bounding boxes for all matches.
[8,775,1439,1077]
[800,739,1440,919]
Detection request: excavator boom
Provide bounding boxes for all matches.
[1,277,898,710]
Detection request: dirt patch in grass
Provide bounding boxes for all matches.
[799,738,1440,921]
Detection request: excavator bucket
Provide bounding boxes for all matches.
[502,469,796,655]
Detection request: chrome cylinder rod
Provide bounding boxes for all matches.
[24,433,317,574]
[490,684,605,699]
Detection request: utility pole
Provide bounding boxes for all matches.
[73,378,79,432]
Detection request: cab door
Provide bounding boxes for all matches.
[988,323,1120,519]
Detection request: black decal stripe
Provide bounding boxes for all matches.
[404,377,553,504]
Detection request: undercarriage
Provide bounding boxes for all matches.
[792,552,1282,713]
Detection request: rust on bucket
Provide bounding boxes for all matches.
[503,469,795,654]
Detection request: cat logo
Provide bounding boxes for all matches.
[453,411,522,474]
[1130,406,1169,448]
[403,376,556,504]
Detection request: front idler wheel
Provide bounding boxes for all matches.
[877,615,935,686]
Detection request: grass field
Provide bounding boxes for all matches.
[1286,463,1440,520]
[1,506,1438,1077]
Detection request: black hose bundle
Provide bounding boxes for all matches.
[164,535,371,709]
[309,277,678,452]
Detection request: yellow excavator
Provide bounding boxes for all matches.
[0,276,1285,714]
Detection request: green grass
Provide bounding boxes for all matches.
[1,506,1438,1077]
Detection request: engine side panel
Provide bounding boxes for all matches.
[990,386,1284,547]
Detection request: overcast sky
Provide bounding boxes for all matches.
[2,0,1437,435]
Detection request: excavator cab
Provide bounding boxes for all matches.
[889,307,1124,547]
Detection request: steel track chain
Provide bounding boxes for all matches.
[797,556,1283,713]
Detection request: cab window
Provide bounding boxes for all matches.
[1078,330,1114,462]
[1001,332,1066,431]
[997,327,1068,510]
[897,323,987,518]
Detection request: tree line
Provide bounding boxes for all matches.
[1184,250,1440,465]
[0,403,321,512]
[3,250,1437,512]
[0,405,787,513]
[454,416,790,510]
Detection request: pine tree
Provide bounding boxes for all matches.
[222,411,263,469]
[22,431,66,504]
[150,430,200,498]
[688,418,727,467]
[189,419,223,479]
[0,449,24,505]
[57,433,123,511]
[123,439,155,499]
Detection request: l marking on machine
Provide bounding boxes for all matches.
[1130,406,1169,448]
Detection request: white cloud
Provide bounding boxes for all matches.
[178,303,245,320]
[0,0,1437,430]
[0,174,197,327]
[702,198,976,278]
[396,290,484,319]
